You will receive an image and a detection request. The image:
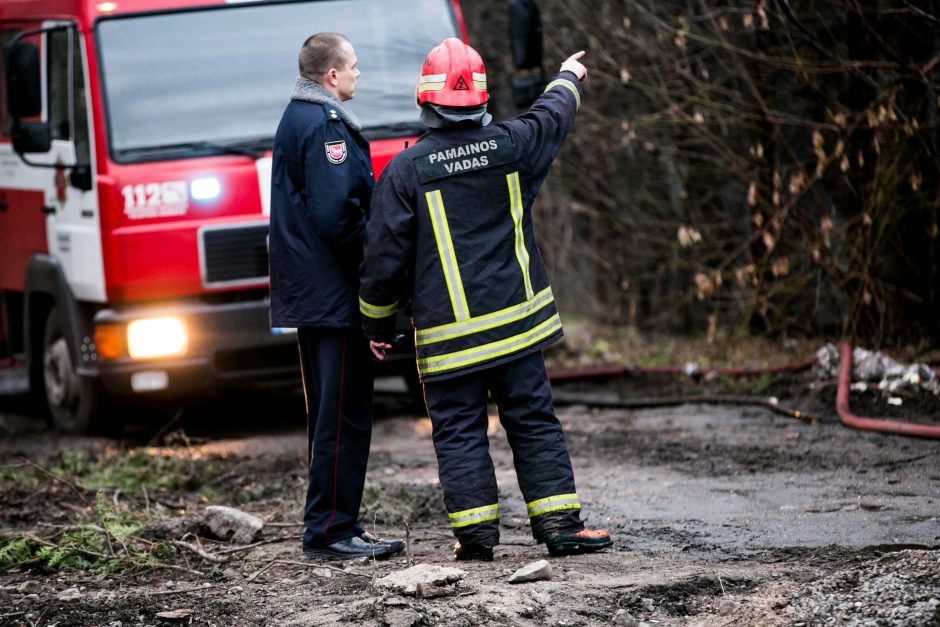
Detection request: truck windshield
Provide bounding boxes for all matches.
[96,0,459,162]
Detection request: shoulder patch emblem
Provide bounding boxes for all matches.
[325,140,347,164]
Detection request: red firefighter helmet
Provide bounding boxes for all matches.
[416,38,488,107]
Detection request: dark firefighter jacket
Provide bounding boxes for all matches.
[359,71,583,381]
[269,99,373,328]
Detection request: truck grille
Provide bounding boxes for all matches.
[200,222,269,287]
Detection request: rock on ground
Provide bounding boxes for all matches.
[376,564,466,595]
[202,505,264,544]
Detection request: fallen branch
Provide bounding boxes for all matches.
[245,559,277,582]
[20,458,92,502]
[150,562,207,578]
[553,393,819,424]
[214,536,294,555]
[246,559,371,582]
[275,560,371,578]
[146,583,216,597]
[169,540,227,564]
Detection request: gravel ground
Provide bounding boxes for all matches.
[785,550,940,626]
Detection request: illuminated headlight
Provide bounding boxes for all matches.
[190,177,221,201]
[127,317,188,359]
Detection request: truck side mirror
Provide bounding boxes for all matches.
[12,120,51,153]
[5,39,52,154]
[509,0,543,70]
[5,39,43,118]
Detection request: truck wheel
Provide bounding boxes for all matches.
[41,308,100,434]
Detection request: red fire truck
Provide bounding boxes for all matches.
[0,0,470,433]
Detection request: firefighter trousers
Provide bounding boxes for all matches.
[297,327,373,548]
[423,350,584,548]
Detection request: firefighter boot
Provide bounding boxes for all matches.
[545,529,612,557]
[453,540,494,562]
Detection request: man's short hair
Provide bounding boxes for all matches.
[298,32,351,80]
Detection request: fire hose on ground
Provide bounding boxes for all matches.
[548,342,940,440]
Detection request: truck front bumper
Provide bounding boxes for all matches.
[93,298,300,397]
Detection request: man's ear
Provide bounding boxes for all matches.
[326,68,338,86]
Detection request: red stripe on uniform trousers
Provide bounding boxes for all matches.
[322,335,346,542]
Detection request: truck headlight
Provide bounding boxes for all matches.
[190,177,221,201]
[127,317,188,359]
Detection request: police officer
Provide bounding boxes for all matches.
[359,38,612,560]
[269,32,403,560]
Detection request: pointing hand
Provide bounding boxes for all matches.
[560,51,587,81]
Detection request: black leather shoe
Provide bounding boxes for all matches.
[545,529,612,557]
[453,541,494,562]
[359,531,405,553]
[303,536,397,560]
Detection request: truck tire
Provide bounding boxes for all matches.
[41,307,102,434]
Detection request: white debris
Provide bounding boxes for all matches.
[202,506,264,544]
[813,344,940,395]
[376,564,465,595]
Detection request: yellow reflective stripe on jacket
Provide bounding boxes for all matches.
[448,503,499,528]
[506,172,534,299]
[426,190,470,321]
[416,286,554,346]
[545,78,581,110]
[359,297,398,319]
[418,312,562,375]
[526,493,581,518]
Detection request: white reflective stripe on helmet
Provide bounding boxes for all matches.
[418,72,448,93]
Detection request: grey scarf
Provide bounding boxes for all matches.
[290,76,362,131]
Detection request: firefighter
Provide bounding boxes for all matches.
[359,38,612,560]
[269,33,403,560]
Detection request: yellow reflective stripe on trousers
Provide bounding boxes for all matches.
[506,172,534,300]
[526,493,581,518]
[545,78,581,110]
[426,190,470,321]
[416,286,554,346]
[359,297,398,319]
[448,503,499,528]
[418,312,562,375]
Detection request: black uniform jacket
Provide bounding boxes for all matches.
[269,100,373,328]
[359,71,583,381]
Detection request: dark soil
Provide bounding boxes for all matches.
[1,342,939,626]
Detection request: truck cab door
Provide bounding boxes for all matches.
[0,25,48,296]
[42,23,105,304]
[1,23,104,304]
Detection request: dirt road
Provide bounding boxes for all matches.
[1,372,938,626]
